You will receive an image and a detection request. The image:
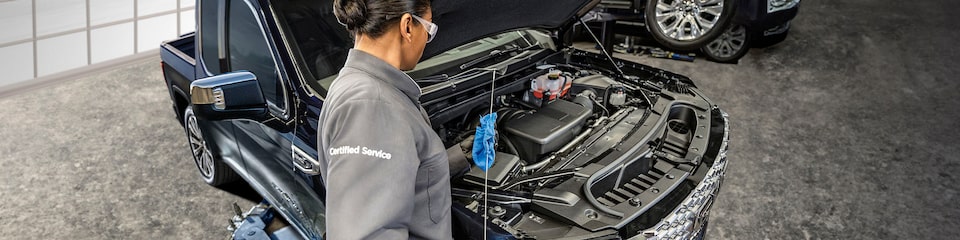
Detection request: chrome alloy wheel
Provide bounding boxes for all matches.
[186,109,215,182]
[704,24,747,60]
[654,0,726,41]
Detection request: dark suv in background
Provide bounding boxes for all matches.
[588,0,800,63]
[702,0,801,62]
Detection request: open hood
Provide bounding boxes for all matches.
[422,0,601,59]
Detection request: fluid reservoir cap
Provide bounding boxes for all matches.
[548,73,560,80]
[489,206,507,218]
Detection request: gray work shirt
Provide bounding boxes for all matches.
[317,49,453,240]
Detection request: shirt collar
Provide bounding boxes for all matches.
[343,49,423,104]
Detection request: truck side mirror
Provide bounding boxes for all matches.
[190,71,267,121]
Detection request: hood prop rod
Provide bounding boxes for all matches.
[577,18,626,77]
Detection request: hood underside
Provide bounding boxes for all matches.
[423,0,600,59]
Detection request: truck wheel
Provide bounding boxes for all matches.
[645,0,737,51]
[702,24,750,63]
[184,106,239,186]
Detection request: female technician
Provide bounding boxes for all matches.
[318,0,467,239]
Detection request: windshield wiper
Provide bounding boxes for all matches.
[459,43,541,70]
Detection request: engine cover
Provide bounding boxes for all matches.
[462,152,522,188]
[503,99,591,162]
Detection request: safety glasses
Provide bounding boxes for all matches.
[411,14,438,43]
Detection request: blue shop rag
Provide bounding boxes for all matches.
[472,112,497,172]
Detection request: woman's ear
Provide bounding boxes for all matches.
[400,13,414,43]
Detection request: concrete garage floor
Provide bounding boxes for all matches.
[1,0,958,239]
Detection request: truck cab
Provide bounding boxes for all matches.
[161,0,342,238]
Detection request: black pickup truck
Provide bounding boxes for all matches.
[160,0,730,239]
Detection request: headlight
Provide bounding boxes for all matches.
[768,0,800,13]
[632,110,730,240]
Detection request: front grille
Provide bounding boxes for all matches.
[643,156,726,240]
[619,179,694,238]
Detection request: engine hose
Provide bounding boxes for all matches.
[499,169,579,190]
[521,155,554,173]
[592,98,609,116]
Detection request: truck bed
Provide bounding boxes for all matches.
[160,32,197,82]
[160,32,198,122]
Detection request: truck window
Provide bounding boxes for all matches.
[272,0,352,96]
[199,0,222,75]
[227,0,285,109]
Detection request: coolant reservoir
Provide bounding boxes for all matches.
[530,69,571,100]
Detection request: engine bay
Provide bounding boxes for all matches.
[416,49,727,239]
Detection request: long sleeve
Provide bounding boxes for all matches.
[318,49,453,239]
[321,99,420,239]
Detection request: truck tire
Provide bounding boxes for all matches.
[645,0,737,51]
[183,106,239,186]
[702,23,750,63]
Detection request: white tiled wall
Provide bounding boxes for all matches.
[0,0,196,88]
[37,32,88,76]
[90,0,135,25]
[35,0,86,36]
[0,1,33,44]
[0,43,34,84]
[91,22,134,64]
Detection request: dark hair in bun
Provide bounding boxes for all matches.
[334,0,431,38]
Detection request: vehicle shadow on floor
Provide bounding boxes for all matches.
[215,181,263,203]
